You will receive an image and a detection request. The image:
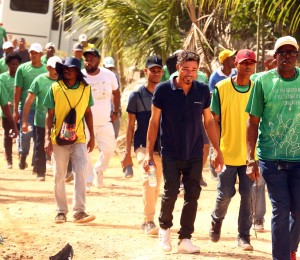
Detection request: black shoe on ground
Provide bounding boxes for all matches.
[209,221,222,242]
[19,156,28,170]
[237,236,253,251]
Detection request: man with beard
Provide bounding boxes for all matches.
[209,49,256,251]
[144,50,223,254]
[82,49,120,191]
[246,36,300,260]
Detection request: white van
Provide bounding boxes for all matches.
[0,0,81,55]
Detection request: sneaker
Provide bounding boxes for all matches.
[36,176,45,182]
[291,251,297,260]
[6,162,12,169]
[54,213,66,224]
[93,170,103,188]
[237,236,253,251]
[159,228,172,252]
[209,221,222,242]
[253,220,264,232]
[178,239,200,254]
[141,221,158,235]
[18,156,28,170]
[73,211,96,223]
[65,172,74,183]
[200,177,207,187]
[46,160,52,170]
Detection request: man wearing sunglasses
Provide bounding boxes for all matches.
[246,36,299,260]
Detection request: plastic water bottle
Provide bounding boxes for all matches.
[148,162,157,187]
[124,165,133,178]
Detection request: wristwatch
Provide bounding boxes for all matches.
[112,111,118,116]
[246,159,256,165]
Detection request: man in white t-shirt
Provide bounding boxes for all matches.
[82,48,120,190]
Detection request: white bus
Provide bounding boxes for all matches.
[0,0,81,55]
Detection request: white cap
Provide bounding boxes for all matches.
[29,43,43,53]
[47,56,62,68]
[45,42,55,49]
[274,36,299,52]
[103,57,115,68]
[3,41,13,50]
[79,34,88,42]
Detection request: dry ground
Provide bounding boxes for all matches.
[0,139,296,260]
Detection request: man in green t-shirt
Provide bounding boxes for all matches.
[0,41,14,74]
[0,52,21,168]
[0,23,7,58]
[246,36,300,260]
[21,56,61,181]
[14,43,47,170]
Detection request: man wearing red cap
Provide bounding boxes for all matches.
[209,49,256,251]
[246,36,300,260]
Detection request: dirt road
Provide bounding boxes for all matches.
[0,146,285,260]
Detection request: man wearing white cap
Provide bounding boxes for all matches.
[79,34,94,52]
[14,43,47,170]
[0,41,14,74]
[41,42,55,65]
[246,36,300,260]
[22,56,61,181]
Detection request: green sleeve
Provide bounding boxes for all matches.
[28,77,39,96]
[88,87,94,107]
[0,81,8,106]
[43,87,55,109]
[15,65,24,88]
[245,79,264,118]
[210,87,220,116]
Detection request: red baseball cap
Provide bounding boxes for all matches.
[235,49,257,63]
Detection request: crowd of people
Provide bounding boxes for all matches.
[0,31,299,259]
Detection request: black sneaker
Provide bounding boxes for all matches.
[209,221,222,242]
[237,236,253,251]
[19,156,28,170]
[73,211,95,223]
[54,213,67,224]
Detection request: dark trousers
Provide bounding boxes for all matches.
[33,126,46,176]
[2,117,13,163]
[159,156,202,239]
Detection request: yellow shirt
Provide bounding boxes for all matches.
[215,78,253,165]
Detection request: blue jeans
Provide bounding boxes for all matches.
[159,156,202,239]
[211,165,253,238]
[260,160,300,260]
[19,109,36,158]
[252,170,266,222]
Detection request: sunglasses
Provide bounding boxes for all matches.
[276,50,298,57]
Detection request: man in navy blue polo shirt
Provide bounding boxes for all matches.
[144,50,224,254]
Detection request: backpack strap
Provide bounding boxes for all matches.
[137,86,148,111]
[58,81,85,109]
